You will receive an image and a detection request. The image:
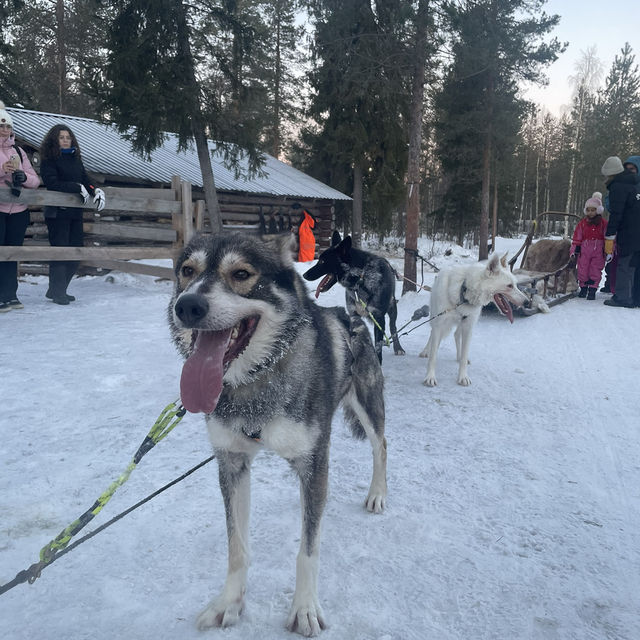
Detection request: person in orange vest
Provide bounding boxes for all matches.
[296,207,316,262]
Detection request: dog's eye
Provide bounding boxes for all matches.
[233,269,251,281]
[181,265,195,278]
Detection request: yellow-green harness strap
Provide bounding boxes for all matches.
[354,291,391,346]
[37,399,186,566]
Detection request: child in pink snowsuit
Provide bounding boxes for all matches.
[570,192,608,300]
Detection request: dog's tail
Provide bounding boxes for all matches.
[343,315,385,441]
[343,405,367,440]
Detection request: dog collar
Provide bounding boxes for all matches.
[459,280,469,305]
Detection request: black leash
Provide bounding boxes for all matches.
[0,454,215,596]
[389,300,467,341]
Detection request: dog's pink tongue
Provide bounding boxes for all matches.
[315,274,332,299]
[180,329,232,413]
[494,293,514,324]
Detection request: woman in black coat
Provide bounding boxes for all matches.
[601,156,640,308]
[39,124,105,305]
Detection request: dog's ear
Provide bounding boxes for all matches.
[337,235,352,258]
[486,252,501,275]
[263,232,296,266]
[500,252,508,268]
[331,230,342,246]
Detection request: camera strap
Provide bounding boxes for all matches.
[13,146,25,164]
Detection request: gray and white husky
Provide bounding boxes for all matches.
[420,253,527,387]
[169,233,387,636]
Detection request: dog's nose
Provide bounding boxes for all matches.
[175,293,209,326]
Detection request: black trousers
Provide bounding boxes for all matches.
[0,210,30,302]
[46,216,84,297]
[614,250,640,305]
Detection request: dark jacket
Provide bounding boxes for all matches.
[40,151,96,220]
[605,170,640,254]
[624,155,640,180]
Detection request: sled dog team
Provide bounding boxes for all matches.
[169,231,525,636]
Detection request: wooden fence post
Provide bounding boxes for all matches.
[181,180,194,243]
[171,176,183,267]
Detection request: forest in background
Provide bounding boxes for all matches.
[1,0,639,264]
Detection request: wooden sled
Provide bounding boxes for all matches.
[507,211,581,316]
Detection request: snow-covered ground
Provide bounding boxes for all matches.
[1,236,639,640]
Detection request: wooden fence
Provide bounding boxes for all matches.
[0,176,204,281]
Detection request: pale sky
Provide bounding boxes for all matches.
[521,0,638,115]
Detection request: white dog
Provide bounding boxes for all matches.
[420,253,527,386]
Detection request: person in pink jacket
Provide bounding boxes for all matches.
[570,191,608,300]
[0,101,40,312]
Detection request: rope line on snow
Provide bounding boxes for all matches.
[0,399,214,597]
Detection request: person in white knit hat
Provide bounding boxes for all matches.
[0,101,41,313]
[601,156,640,308]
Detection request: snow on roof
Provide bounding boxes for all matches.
[7,107,350,200]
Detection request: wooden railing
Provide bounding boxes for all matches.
[0,176,202,280]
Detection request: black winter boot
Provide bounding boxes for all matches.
[586,287,596,300]
[578,286,588,298]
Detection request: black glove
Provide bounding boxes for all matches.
[574,245,581,254]
[12,170,26,186]
[8,170,26,196]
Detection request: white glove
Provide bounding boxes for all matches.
[79,184,90,204]
[93,188,106,212]
[605,254,613,264]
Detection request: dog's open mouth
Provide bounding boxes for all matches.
[493,293,514,323]
[180,316,259,414]
[315,274,336,298]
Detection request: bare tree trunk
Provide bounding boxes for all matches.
[352,161,363,248]
[535,153,540,218]
[479,109,492,261]
[564,153,576,238]
[175,3,223,234]
[56,0,66,113]
[402,0,430,294]
[544,147,551,234]
[193,125,223,234]
[491,177,498,252]
[564,84,585,238]
[518,146,528,233]
[271,12,282,157]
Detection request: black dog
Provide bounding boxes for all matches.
[303,231,405,362]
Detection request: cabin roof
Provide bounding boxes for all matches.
[7,107,350,201]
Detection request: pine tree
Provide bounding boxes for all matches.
[433,0,562,256]
[95,0,271,233]
[303,0,410,244]
[6,0,110,116]
[592,43,640,158]
[403,0,438,294]
[258,0,306,158]
[0,0,26,105]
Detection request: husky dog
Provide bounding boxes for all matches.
[302,231,405,363]
[169,233,387,636]
[420,253,527,387]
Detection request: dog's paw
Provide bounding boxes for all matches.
[418,347,429,358]
[365,488,386,513]
[394,348,406,356]
[286,599,326,637]
[457,375,472,386]
[423,376,437,387]
[196,594,244,630]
